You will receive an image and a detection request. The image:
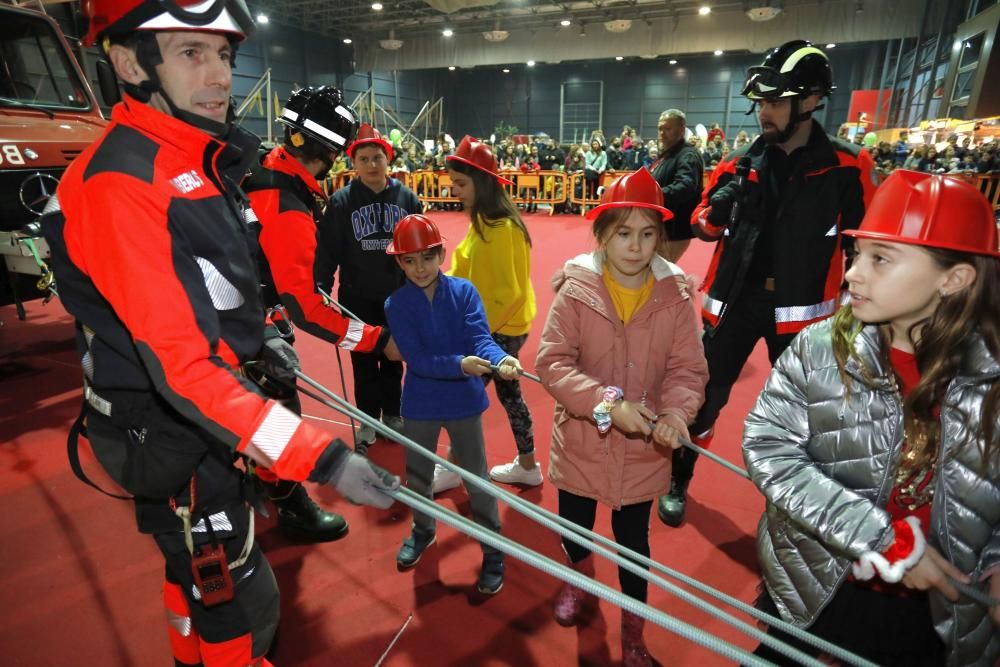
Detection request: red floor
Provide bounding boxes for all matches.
[0,209,775,666]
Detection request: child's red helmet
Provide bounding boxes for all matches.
[348,124,394,161]
[842,170,999,257]
[386,214,446,255]
[585,168,674,221]
[447,136,515,185]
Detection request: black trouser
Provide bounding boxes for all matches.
[673,283,796,484]
[339,292,403,420]
[559,490,653,603]
[752,582,945,666]
[85,411,280,662]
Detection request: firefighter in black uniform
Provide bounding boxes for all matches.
[41,2,398,664]
[243,86,394,541]
[657,40,877,527]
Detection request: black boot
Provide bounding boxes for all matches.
[656,476,691,527]
[270,481,349,542]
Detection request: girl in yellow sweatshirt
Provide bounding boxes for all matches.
[439,136,540,488]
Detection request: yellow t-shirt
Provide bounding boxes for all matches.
[602,265,654,325]
[448,215,537,336]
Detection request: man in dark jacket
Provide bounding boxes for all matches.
[650,108,704,262]
[317,124,422,449]
[657,40,877,527]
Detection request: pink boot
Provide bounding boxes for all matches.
[553,555,595,627]
[621,611,652,667]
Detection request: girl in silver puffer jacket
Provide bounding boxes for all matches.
[743,171,999,667]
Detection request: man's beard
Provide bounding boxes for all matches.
[760,121,792,145]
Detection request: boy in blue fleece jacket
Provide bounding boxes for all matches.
[384,214,521,595]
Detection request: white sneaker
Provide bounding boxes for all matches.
[431,463,462,494]
[489,456,543,486]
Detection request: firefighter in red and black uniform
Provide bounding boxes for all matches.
[40,2,398,665]
[242,86,394,540]
[656,40,878,527]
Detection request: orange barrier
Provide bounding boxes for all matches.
[497,170,569,215]
[567,171,620,216]
[944,172,1000,211]
[411,170,461,209]
[323,170,418,196]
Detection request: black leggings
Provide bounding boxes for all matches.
[753,581,945,666]
[558,489,652,602]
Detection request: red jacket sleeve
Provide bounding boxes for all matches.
[71,174,334,482]
[691,154,738,241]
[251,189,385,353]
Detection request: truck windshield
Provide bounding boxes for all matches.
[0,13,90,110]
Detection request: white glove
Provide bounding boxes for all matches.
[328,452,399,509]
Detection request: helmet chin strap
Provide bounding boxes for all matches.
[758,96,823,145]
[126,31,233,137]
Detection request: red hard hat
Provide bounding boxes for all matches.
[347,124,394,161]
[386,214,446,255]
[585,168,674,221]
[82,0,254,47]
[842,170,999,257]
[447,136,515,185]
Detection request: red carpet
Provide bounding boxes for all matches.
[0,209,776,666]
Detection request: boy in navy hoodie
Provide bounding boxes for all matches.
[384,214,521,595]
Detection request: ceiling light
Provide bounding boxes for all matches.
[483,29,509,41]
[448,66,456,71]
[604,19,632,33]
[560,19,571,26]
[826,43,837,49]
[714,49,723,55]
[615,56,624,61]
[699,6,711,15]
[669,59,678,65]
[442,28,454,37]
[371,2,383,9]
[380,28,403,50]
[502,68,510,73]
[256,13,268,24]
[746,6,781,21]
[527,60,535,67]
[343,38,353,44]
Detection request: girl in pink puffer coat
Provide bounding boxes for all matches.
[536,169,708,667]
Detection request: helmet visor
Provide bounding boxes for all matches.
[138,0,254,40]
[741,67,797,100]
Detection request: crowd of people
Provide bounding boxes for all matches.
[32,1,999,664]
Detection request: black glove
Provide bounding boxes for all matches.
[707,179,764,230]
[705,180,743,228]
[259,335,300,382]
[328,452,400,509]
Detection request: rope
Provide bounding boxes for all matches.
[390,485,773,666]
[315,285,363,323]
[294,371,880,666]
[488,363,542,384]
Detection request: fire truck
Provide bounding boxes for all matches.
[0,2,106,319]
